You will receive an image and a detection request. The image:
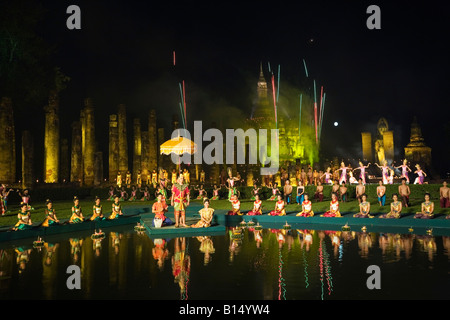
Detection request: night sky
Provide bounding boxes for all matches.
[12,1,450,176]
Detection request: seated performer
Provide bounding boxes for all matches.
[152,193,172,226]
[227,194,241,215]
[353,194,373,218]
[128,186,138,201]
[140,187,151,201]
[70,196,84,223]
[296,193,314,217]
[321,192,341,217]
[268,194,286,216]
[194,185,207,200]
[414,193,434,219]
[268,183,280,201]
[379,194,402,219]
[211,185,220,200]
[250,184,261,200]
[90,196,104,221]
[108,195,123,220]
[247,194,263,215]
[41,199,60,227]
[13,203,32,231]
[191,198,214,228]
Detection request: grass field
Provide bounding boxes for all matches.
[1,193,449,228]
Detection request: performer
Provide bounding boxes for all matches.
[40,199,59,227]
[269,183,280,201]
[171,169,177,185]
[375,161,390,185]
[211,185,220,200]
[268,194,286,216]
[348,171,358,184]
[151,169,158,188]
[191,198,214,228]
[355,179,366,203]
[226,171,239,200]
[353,161,370,185]
[313,169,320,186]
[247,194,263,215]
[199,169,206,183]
[439,181,450,208]
[296,193,314,217]
[321,193,341,217]
[107,186,115,201]
[337,162,350,185]
[136,170,142,186]
[17,189,33,211]
[116,171,122,188]
[182,168,190,184]
[125,171,132,186]
[388,168,395,185]
[128,186,138,201]
[227,194,241,215]
[90,196,104,221]
[398,178,411,207]
[395,159,411,184]
[339,183,348,202]
[414,193,434,219]
[194,185,207,200]
[1,185,13,213]
[152,193,172,226]
[118,187,128,201]
[413,164,427,185]
[13,203,32,231]
[69,196,84,223]
[353,194,373,218]
[171,174,190,227]
[140,186,151,201]
[283,180,293,204]
[314,181,324,202]
[376,180,386,206]
[250,184,261,200]
[155,185,168,207]
[109,195,123,220]
[379,194,402,219]
[331,180,340,195]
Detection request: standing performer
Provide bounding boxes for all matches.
[171,174,190,227]
[283,180,293,204]
[353,161,370,185]
[439,181,449,208]
[296,193,314,217]
[395,160,411,184]
[199,169,206,184]
[414,193,434,219]
[337,162,350,185]
[226,170,239,200]
[376,180,386,206]
[116,171,122,188]
[136,170,142,186]
[314,182,324,202]
[171,169,177,185]
[374,160,390,185]
[355,179,366,203]
[413,164,427,185]
[398,178,411,207]
[247,194,263,215]
[125,171,132,187]
[296,182,305,205]
[151,169,158,188]
[268,194,286,216]
[321,192,341,217]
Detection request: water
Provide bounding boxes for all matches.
[0,225,449,300]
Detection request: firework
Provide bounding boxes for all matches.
[271,74,278,127]
[173,50,176,66]
[302,58,309,78]
[277,64,280,103]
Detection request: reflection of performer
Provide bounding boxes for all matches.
[172,237,190,299]
[152,238,169,270]
[191,199,214,228]
[197,236,215,266]
[321,193,341,217]
[171,175,190,227]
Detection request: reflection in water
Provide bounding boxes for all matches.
[0,226,449,300]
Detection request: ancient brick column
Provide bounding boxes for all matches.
[133,118,142,182]
[141,130,150,183]
[0,97,16,184]
[109,114,119,182]
[118,104,128,173]
[70,121,82,184]
[43,90,60,183]
[361,132,373,162]
[82,98,96,186]
[148,109,158,172]
[382,130,394,164]
[21,130,34,189]
[94,151,103,186]
[60,138,70,182]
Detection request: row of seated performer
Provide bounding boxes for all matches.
[227,192,447,220]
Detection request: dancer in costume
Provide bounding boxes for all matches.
[226,171,239,200]
[247,194,263,215]
[171,169,177,185]
[388,168,395,184]
[250,184,261,200]
[211,185,220,200]
[152,193,172,226]
[140,187,150,201]
[353,194,373,218]
[41,199,60,226]
[1,185,13,213]
[321,167,333,185]
[118,187,128,201]
[296,182,305,205]
[398,178,411,207]
[439,181,450,208]
[376,180,386,206]
[116,171,122,188]
[268,183,280,201]
[128,186,137,201]
[13,203,32,231]
[395,159,411,184]
[17,189,33,211]
[268,194,286,216]
[191,198,214,228]
[227,194,241,216]
[413,164,427,185]
[348,171,358,184]
[107,186,115,201]
[182,168,190,184]
[199,169,206,183]
[314,181,324,202]
[414,193,434,219]
[321,192,341,217]
[379,194,402,219]
[353,161,370,185]
[194,185,207,200]
[283,180,293,204]
[151,169,158,188]
[171,174,190,227]
[69,196,84,223]
[355,179,366,203]
[339,183,348,202]
[125,171,132,186]
[337,162,350,185]
[136,170,142,186]
[109,195,123,220]
[374,160,390,185]
[296,193,314,217]
[313,170,319,185]
[90,196,104,221]
[155,185,168,207]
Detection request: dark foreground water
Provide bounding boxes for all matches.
[0,225,449,300]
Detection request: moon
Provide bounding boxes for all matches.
[334,122,339,127]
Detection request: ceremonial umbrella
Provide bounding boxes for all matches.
[160,136,198,173]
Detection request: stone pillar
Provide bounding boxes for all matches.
[43,90,60,183]
[141,131,150,183]
[21,130,34,189]
[158,127,165,169]
[118,104,128,173]
[148,109,158,171]
[109,114,119,182]
[0,97,16,184]
[70,121,82,183]
[133,118,142,182]
[382,130,394,164]
[361,132,373,162]
[82,98,96,186]
[60,138,70,182]
[94,151,103,186]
